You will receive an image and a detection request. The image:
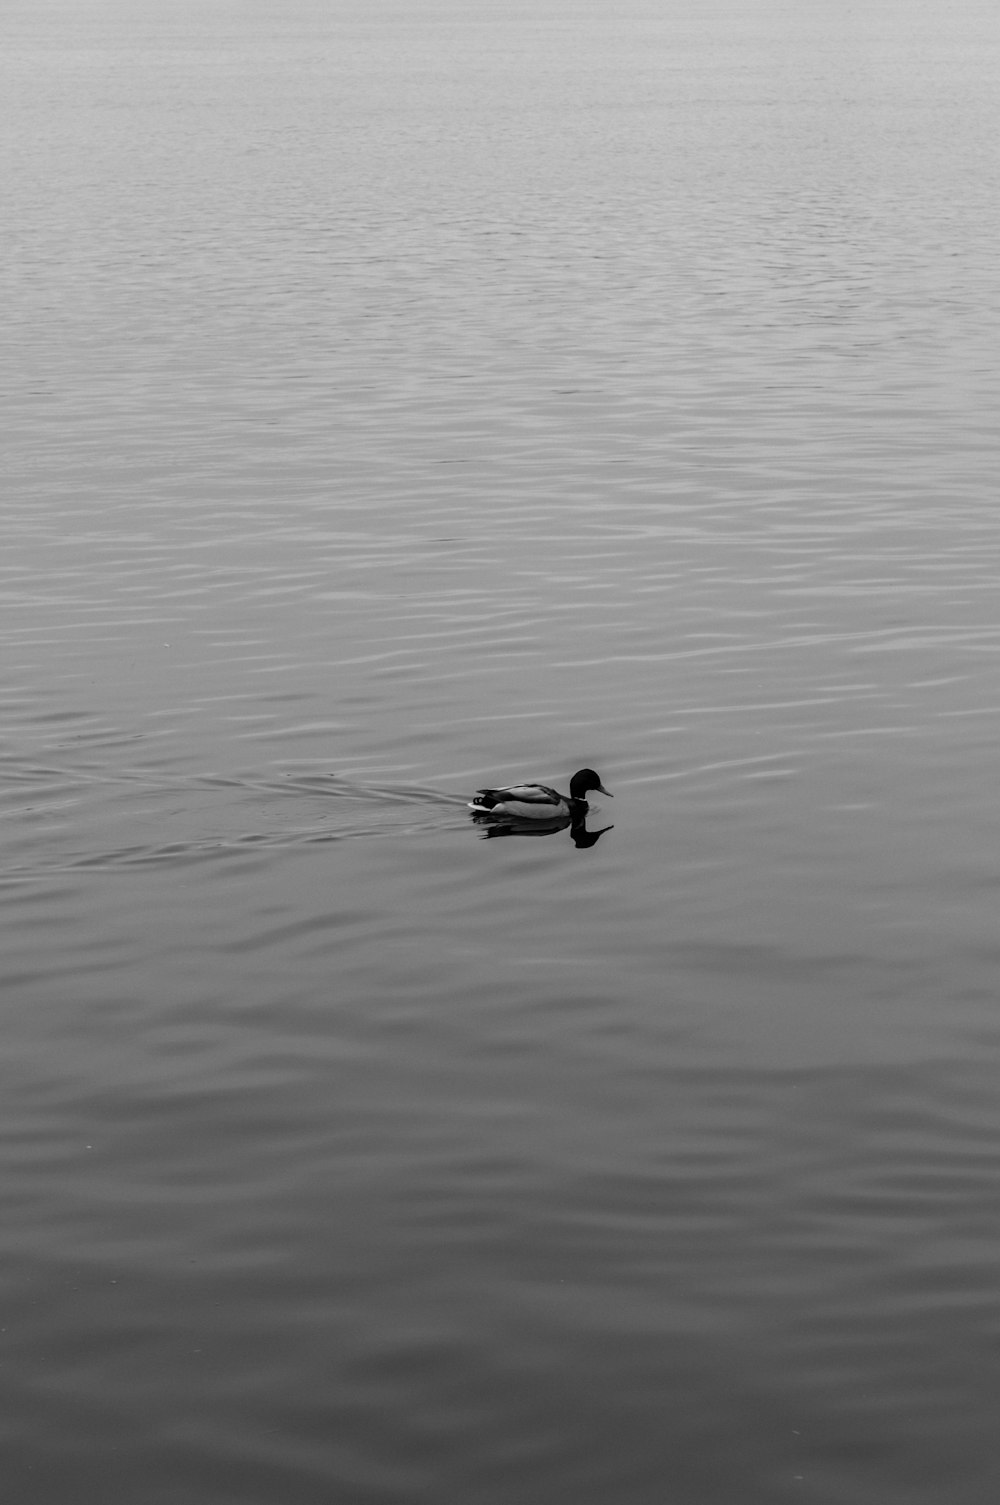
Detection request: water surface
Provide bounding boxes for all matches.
[3,2,1000,1501]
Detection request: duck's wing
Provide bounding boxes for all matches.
[494,783,563,806]
[469,782,564,814]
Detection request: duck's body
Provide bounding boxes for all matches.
[468,768,611,821]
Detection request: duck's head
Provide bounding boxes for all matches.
[569,768,613,802]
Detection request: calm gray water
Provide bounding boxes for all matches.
[3,1,1000,1500]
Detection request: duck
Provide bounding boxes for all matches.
[468,768,612,821]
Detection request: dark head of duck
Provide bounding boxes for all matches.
[568,769,613,806]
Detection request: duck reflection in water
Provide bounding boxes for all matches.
[471,810,613,847]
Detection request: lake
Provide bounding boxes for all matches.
[3,1,1000,1500]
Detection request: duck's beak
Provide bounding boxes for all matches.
[596,784,613,797]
